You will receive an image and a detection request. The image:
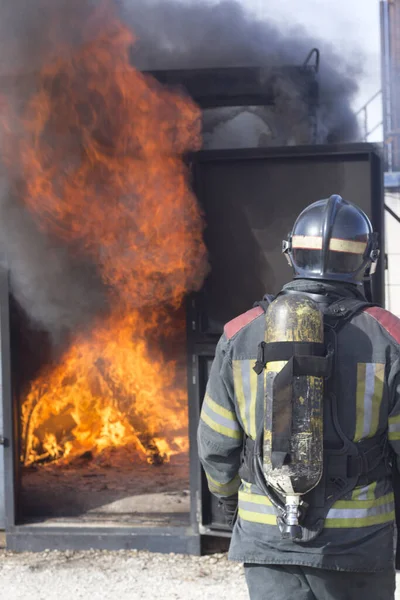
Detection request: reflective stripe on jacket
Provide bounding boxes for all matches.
[238,481,395,529]
[197,283,400,572]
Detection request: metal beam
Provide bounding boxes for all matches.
[145,66,318,109]
[6,525,202,554]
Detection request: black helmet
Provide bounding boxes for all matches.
[282,195,379,284]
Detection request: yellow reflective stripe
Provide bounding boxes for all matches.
[389,413,400,441]
[239,509,395,528]
[292,235,323,250]
[238,488,277,525]
[233,360,248,432]
[354,363,366,442]
[249,367,258,440]
[238,508,277,525]
[239,490,273,506]
[326,491,394,528]
[354,363,385,441]
[329,238,367,254]
[334,492,393,510]
[241,481,253,493]
[370,364,385,437]
[206,473,241,496]
[201,412,242,440]
[352,487,363,501]
[204,394,237,422]
[367,481,377,501]
[238,490,394,528]
[201,393,241,439]
[352,482,377,501]
[325,511,395,528]
[290,237,367,254]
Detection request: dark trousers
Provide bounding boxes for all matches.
[244,564,396,600]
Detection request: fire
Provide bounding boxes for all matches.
[22,312,190,465]
[2,11,207,465]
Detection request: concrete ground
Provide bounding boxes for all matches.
[0,548,247,600]
[0,535,400,600]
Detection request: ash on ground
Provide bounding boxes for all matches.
[21,449,190,526]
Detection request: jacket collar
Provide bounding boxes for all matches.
[281,279,366,304]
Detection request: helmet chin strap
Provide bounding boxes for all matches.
[362,259,379,304]
[363,274,373,303]
[361,236,380,302]
[368,232,380,276]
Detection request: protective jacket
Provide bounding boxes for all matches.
[197,279,400,572]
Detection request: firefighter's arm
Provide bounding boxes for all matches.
[197,333,243,499]
[387,356,400,470]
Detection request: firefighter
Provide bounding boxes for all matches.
[197,195,400,600]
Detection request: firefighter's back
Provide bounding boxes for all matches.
[198,195,398,599]
[227,299,399,574]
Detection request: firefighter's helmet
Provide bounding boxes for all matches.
[282,195,379,284]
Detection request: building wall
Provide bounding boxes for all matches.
[381,0,400,171]
[385,191,400,315]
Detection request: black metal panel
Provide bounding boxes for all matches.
[369,151,385,307]
[6,524,231,554]
[0,268,6,528]
[186,294,234,534]
[186,296,225,534]
[146,66,318,110]
[187,297,203,537]
[192,143,385,334]
[0,267,15,531]
[1,272,203,554]
[6,525,202,554]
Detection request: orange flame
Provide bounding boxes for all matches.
[2,11,207,465]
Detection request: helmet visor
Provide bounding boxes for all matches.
[326,236,368,276]
[291,235,323,276]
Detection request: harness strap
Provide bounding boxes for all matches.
[246,294,382,540]
[324,299,376,330]
[240,435,391,491]
[253,341,330,375]
[270,351,333,469]
[253,294,275,314]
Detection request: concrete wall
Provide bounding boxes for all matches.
[385,192,400,316]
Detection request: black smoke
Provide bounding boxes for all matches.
[0,0,363,335]
[124,0,361,145]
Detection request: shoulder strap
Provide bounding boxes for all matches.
[324,298,376,331]
[253,293,275,314]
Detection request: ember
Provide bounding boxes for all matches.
[2,7,207,467]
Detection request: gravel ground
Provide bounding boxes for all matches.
[1,548,400,600]
[0,549,249,600]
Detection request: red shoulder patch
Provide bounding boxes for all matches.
[224,306,264,340]
[364,306,400,345]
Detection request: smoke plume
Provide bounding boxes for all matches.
[0,0,363,335]
[125,0,361,146]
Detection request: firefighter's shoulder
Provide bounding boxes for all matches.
[364,306,400,345]
[224,306,264,340]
